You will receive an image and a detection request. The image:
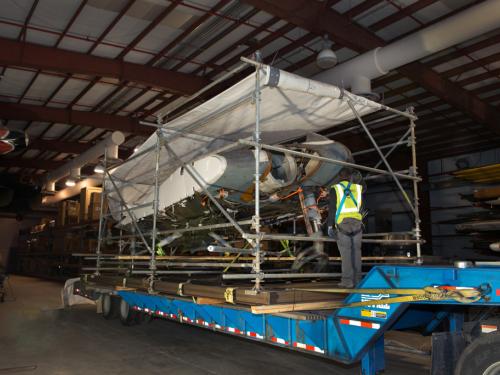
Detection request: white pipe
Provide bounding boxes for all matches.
[46,181,55,192]
[314,0,500,87]
[70,167,80,179]
[351,75,373,96]
[45,131,124,186]
[42,175,102,205]
[107,144,119,159]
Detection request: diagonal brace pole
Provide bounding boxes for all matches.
[95,150,108,275]
[347,101,417,216]
[105,170,152,254]
[373,128,412,170]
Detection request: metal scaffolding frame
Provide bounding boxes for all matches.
[86,55,422,291]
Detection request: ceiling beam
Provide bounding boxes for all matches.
[29,139,91,154]
[344,0,383,19]
[0,102,152,136]
[0,158,64,170]
[420,140,497,161]
[0,37,208,95]
[242,0,380,50]
[397,63,500,134]
[242,0,500,135]
[369,0,437,32]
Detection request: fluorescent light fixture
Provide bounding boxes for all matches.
[94,164,105,174]
[65,178,76,187]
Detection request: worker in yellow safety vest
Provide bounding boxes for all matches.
[326,168,365,288]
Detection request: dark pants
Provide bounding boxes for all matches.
[336,218,362,288]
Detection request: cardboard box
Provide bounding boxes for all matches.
[80,187,102,222]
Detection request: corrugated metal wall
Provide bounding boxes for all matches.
[362,147,500,258]
[428,147,500,258]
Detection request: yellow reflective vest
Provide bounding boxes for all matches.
[332,180,363,225]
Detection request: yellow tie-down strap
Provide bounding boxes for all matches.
[299,286,484,307]
[251,286,486,315]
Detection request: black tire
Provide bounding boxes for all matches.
[119,299,139,326]
[455,333,500,375]
[101,294,119,320]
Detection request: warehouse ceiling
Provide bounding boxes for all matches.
[0,0,499,186]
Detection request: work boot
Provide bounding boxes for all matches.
[337,282,354,289]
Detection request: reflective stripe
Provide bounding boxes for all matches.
[227,327,244,335]
[293,342,325,354]
[481,324,498,333]
[341,207,359,212]
[246,331,264,339]
[355,183,362,207]
[340,318,380,330]
[271,337,289,345]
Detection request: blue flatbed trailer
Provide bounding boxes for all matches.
[76,265,500,375]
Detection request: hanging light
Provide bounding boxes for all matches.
[94,164,105,174]
[65,178,76,187]
[65,168,80,187]
[316,35,337,69]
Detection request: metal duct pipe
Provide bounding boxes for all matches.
[351,75,374,97]
[107,143,119,159]
[46,181,55,192]
[314,0,500,87]
[45,131,124,187]
[42,175,101,205]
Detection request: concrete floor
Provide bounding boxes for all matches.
[0,275,430,374]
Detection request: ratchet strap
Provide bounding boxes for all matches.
[297,286,484,308]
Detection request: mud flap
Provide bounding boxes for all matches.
[431,331,466,375]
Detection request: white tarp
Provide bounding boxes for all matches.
[106,65,383,219]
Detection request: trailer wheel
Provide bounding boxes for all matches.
[101,294,119,320]
[455,333,500,375]
[119,299,138,326]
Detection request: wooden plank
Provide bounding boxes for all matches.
[86,276,345,306]
[473,186,500,200]
[270,290,345,305]
[196,297,226,305]
[251,301,345,314]
[115,286,136,291]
